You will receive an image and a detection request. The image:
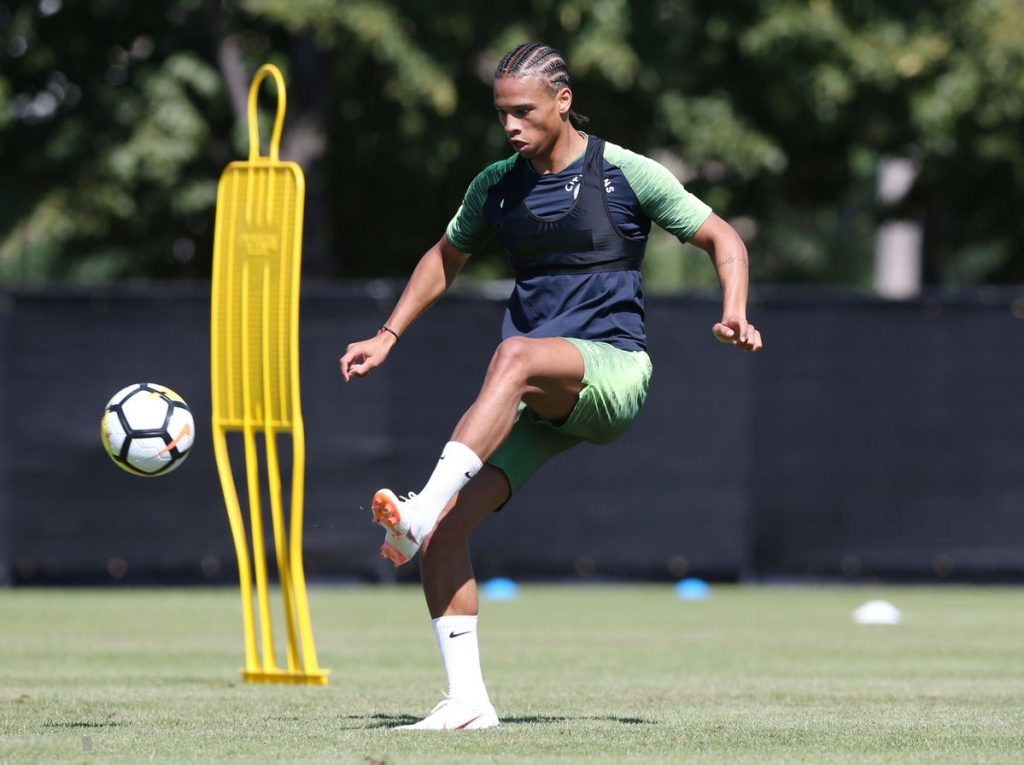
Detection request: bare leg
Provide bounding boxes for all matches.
[403,341,580,727]
[382,340,581,728]
[379,336,584,550]
[451,336,585,461]
[420,465,511,618]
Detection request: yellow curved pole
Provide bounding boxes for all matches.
[211,61,329,685]
[247,64,287,163]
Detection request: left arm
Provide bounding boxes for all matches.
[602,144,763,352]
[688,213,764,353]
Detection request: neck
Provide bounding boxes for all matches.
[531,128,588,175]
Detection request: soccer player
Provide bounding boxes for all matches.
[340,42,763,730]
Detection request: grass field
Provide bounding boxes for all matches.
[3,584,1024,764]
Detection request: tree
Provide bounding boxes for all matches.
[1,0,1021,287]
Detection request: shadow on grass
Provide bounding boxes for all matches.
[337,714,654,729]
[502,715,654,726]
[338,714,419,730]
[42,720,121,729]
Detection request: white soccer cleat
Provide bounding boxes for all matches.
[395,696,500,731]
[372,489,421,567]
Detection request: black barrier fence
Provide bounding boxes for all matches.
[1,284,1022,585]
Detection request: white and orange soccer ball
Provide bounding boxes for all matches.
[101,383,195,476]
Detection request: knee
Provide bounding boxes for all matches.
[490,336,534,381]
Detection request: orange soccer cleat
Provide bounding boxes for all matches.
[371,489,421,567]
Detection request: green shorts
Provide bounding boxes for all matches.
[488,338,653,494]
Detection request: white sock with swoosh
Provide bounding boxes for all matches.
[432,615,489,705]
[411,441,482,541]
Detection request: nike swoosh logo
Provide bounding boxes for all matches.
[464,471,473,479]
[455,714,483,730]
[158,422,193,456]
[449,630,473,639]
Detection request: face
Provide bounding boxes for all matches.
[493,75,573,160]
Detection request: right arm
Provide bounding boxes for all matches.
[339,235,469,381]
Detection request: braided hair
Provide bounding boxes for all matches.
[494,42,589,125]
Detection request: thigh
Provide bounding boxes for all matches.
[555,339,652,444]
[507,336,586,422]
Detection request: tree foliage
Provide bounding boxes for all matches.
[1,0,1021,287]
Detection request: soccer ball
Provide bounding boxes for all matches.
[101,383,195,476]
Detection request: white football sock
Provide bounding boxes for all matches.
[410,441,482,541]
[432,615,490,704]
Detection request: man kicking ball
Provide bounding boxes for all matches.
[340,42,763,730]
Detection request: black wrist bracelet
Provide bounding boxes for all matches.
[380,325,399,342]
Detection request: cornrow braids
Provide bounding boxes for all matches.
[494,42,589,125]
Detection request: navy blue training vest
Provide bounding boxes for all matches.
[484,136,647,279]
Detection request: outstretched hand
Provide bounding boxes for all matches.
[339,333,395,381]
[713,315,764,353]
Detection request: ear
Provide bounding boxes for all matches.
[556,87,573,117]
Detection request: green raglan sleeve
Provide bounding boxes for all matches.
[445,155,517,254]
[604,142,712,243]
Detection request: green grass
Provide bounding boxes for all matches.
[2,585,1024,764]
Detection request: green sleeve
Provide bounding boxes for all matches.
[445,155,518,254]
[603,141,712,242]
